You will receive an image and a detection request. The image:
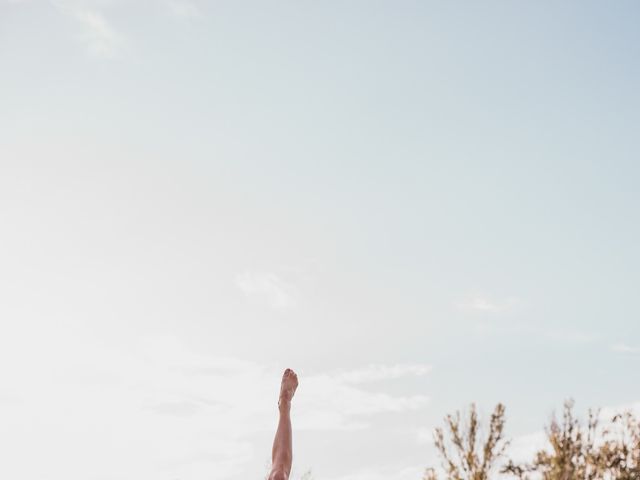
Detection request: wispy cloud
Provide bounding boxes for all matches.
[545,329,599,344]
[52,1,124,57]
[453,293,603,350]
[610,342,640,353]
[457,293,518,313]
[235,271,295,309]
[326,465,426,480]
[0,334,431,479]
[297,376,429,431]
[333,363,432,384]
[416,426,434,445]
[165,0,202,19]
[507,430,549,463]
[295,365,430,430]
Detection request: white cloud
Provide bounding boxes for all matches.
[457,294,518,313]
[506,430,549,464]
[454,294,604,348]
[610,342,640,353]
[51,1,124,57]
[165,0,202,19]
[0,333,430,480]
[298,374,429,428]
[326,465,426,480]
[545,329,599,344]
[235,271,295,309]
[598,401,640,420]
[294,365,430,431]
[416,426,434,445]
[333,363,432,384]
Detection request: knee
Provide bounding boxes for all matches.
[269,469,288,480]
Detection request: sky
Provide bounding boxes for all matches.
[1,1,639,479]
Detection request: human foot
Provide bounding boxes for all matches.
[278,368,298,409]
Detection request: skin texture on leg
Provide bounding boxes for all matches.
[269,369,298,480]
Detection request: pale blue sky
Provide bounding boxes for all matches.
[1,1,639,479]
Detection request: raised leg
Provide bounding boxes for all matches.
[269,368,298,480]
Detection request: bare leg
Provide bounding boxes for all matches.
[269,368,298,480]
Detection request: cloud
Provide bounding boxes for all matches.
[51,1,124,57]
[165,0,202,19]
[298,374,429,428]
[610,343,640,353]
[416,426,434,445]
[457,294,518,313]
[598,401,640,420]
[235,271,295,309]
[545,329,599,344]
[454,293,604,349]
[0,333,430,479]
[506,430,549,463]
[326,465,427,480]
[293,364,430,431]
[332,363,432,384]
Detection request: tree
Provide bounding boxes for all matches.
[424,403,509,480]
[598,410,640,480]
[502,400,640,480]
[502,400,602,480]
